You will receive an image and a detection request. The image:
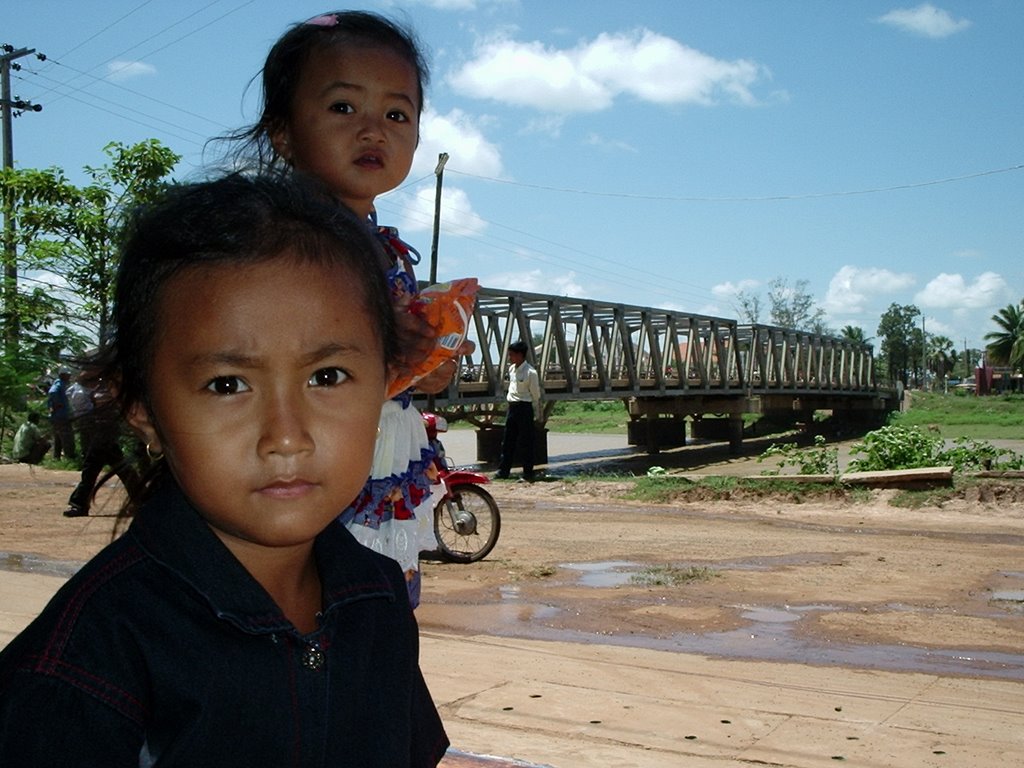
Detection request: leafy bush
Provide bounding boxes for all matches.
[937,437,1024,471]
[848,425,1024,473]
[759,434,839,476]
[848,425,943,471]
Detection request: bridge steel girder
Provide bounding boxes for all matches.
[416,287,894,443]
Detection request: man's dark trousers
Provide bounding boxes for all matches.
[498,401,535,479]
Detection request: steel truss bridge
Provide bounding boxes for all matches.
[416,287,897,456]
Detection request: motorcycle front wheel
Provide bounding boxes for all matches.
[433,483,501,563]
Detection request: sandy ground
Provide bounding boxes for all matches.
[2,433,1023,766]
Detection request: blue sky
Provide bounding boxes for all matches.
[6,1,1022,352]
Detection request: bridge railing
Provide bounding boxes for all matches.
[424,288,878,408]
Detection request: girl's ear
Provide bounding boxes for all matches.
[269,123,292,163]
[126,401,163,456]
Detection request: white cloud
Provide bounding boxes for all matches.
[915,271,1011,309]
[449,29,769,114]
[952,248,983,260]
[394,186,488,239]
[398,106,499,242]
[486,268,584,297]
[585,133,638,153]
[106,60,156,82]
[922,315,954,338]
[712,279,759,299]
[823,265,915,314]
[876,4,971,38]
[416,107,504,178]
[523,115,567,137]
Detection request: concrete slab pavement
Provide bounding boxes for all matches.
[422,630,1024,767]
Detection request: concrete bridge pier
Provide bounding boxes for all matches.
[728,415,744,454]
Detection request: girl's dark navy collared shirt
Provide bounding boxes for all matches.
[0,479,449,767]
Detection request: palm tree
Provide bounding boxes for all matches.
[984,300,1024,372]
[840,325,873,347]
[928,335,957,388]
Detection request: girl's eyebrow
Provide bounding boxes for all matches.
[298,342,372,367]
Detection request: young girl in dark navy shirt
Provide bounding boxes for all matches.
[0,174,449,767]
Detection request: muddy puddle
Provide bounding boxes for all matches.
[0,551,83,579]
[425,558,1024,682]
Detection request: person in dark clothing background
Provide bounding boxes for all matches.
[496,340,542,481]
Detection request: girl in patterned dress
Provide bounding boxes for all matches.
[229,10,469,606]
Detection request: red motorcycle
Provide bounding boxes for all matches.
[422,413,501,563]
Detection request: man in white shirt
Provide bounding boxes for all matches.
[496,340,541,481]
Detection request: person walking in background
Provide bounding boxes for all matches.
[46,369,76,460]
[64,379,141,518]
[12,413,50,465]
[496,340,542,481]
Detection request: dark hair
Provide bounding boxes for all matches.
[509,340,529,355]
[100,172,396,415]
[225,10,429,172]
[26,412,40,425]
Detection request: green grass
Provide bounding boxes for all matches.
[445,388,1021,445]
[630,565,719,587]
[893,391,1024,439]
[546,400,630,434]
[624,475,851,503]
[545,391,1023,440]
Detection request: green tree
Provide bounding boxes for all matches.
[928,334,958,389]
[2,140,180,346]
[984,299,1024,372]
[960,347,983,378]
[876,303,920,386]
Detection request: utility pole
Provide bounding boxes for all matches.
[426,152,449,412]
[428,152,448,284]
[920,313,927,390]
[1,44,44,352]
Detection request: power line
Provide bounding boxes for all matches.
[26,0,255,106]
[447,162,1024,203]
[20,69,212,145]
[32,59,232,131]
[50,0,159,62]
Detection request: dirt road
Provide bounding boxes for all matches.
[2,449,1023,766]
[3,459,1022,677]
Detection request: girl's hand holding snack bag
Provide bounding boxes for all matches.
[388,277,478,398]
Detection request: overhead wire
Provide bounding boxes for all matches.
[39,59,233,132]
[19,69,212,146]
[447,163,1024,202]
[47,0,159,62]
[24,0,256,107]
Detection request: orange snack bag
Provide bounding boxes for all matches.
[387,277,478,397]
